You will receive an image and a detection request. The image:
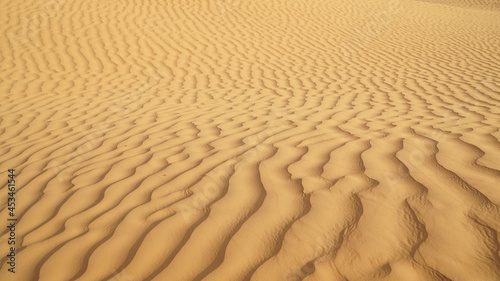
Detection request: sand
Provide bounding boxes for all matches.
[0,0,499,280]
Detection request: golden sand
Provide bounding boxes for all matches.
[1,0,500,280]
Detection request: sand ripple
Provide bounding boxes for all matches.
[1,0,499,280]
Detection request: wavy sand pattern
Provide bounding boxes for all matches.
[1,0,500,280]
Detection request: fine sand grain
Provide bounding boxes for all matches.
[1,0,500,280]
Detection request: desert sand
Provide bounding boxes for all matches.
[1,0,499,280]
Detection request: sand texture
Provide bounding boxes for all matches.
[1,0,500,280]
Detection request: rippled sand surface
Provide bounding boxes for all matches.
[1,0,500,280]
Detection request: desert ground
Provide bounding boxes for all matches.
[1,0,500,280]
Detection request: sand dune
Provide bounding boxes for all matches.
[1,0,499,280]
